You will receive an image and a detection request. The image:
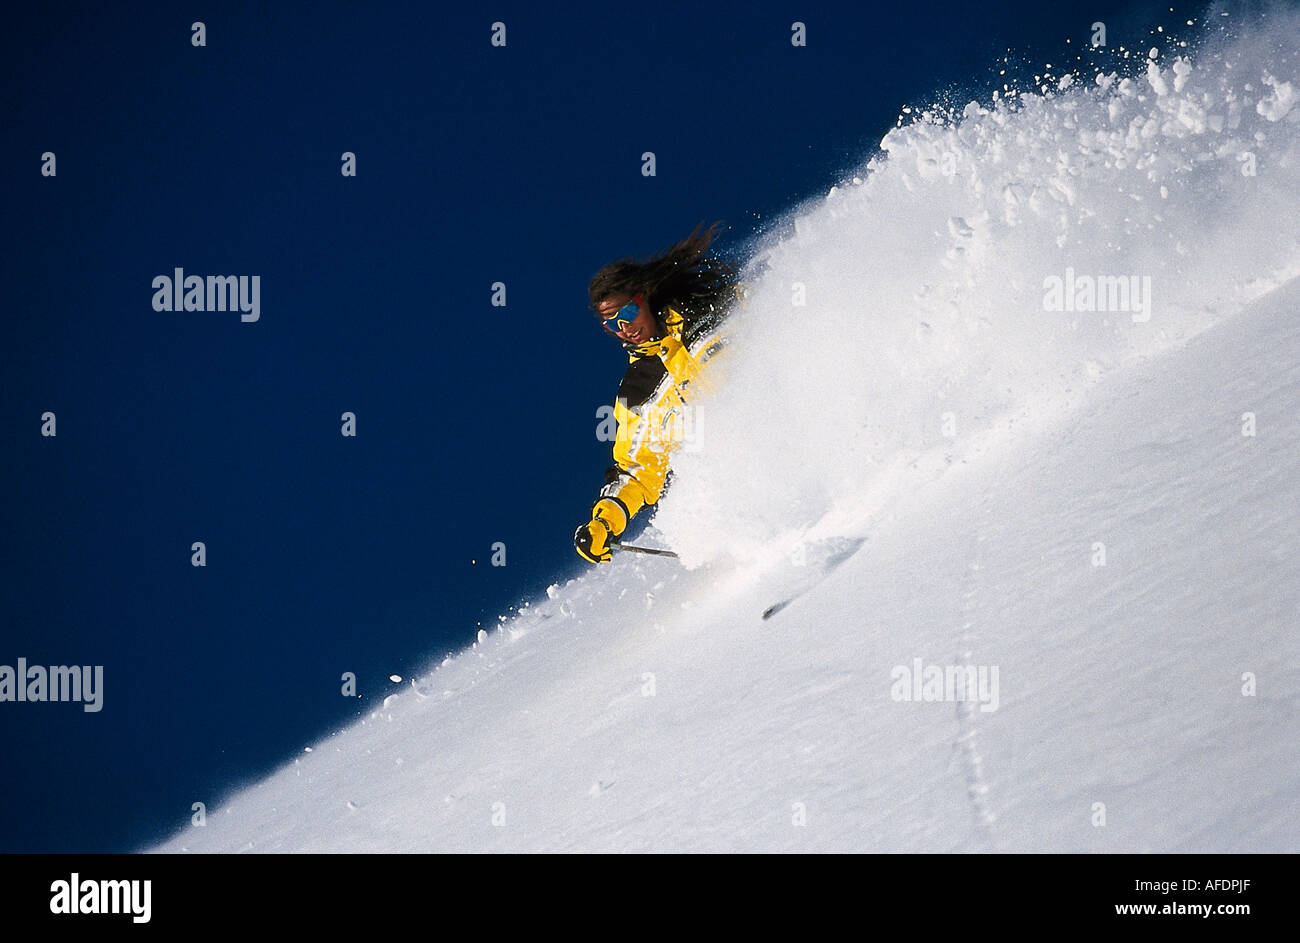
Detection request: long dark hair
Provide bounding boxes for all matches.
[588,221,738,342]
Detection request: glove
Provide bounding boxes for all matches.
[573,500,629,564]
[574,517,614,563]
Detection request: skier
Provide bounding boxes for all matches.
[574,221,741,564]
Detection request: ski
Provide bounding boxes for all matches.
[761,598,797,620]
[761,536,867,620]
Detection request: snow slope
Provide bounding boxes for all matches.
[153,277,1299,853]
[152,12,1299,853]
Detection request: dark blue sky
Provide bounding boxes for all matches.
[2,0,1178,851]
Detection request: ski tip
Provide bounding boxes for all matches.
[761,602,786,620]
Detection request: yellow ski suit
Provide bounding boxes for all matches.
[590,306,727,539]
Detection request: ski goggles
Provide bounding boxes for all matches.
[599,295,642,334]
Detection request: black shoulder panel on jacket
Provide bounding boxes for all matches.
[676,300,732,348]
[618,355,668,410]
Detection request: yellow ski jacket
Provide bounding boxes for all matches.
[591,305,728,536]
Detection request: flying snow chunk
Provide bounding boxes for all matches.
[1257,76,1296,122]
[948,217,974,238]
[389,674,402,683]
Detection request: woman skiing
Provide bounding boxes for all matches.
[574,221,741,564]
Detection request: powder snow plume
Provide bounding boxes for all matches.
[653,8,1300,567]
